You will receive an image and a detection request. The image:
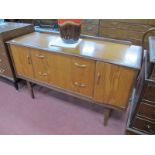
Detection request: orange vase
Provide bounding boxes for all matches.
[58,19,81,44]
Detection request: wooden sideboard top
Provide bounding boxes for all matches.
[7,32,142,69]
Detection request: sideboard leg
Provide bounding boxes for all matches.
[14,81,19,90]
[26,81,35,99]
[103,108,112,126]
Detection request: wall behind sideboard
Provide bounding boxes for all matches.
[9,19,155,46]
[81,19,155,45]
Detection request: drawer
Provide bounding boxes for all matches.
[137,102,155,121]
[71,57,95,97]
[31,49,49,83]
[143,84,155,103]
[132,117,155,134]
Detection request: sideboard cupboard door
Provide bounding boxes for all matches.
[47,53,72,90]
[10,45,34,78]
[93,62,137,109]
[30,49,49,83]
[71,57,95,97]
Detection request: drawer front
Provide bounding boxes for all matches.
[71,57,95,97]
[143,84,155,103]
[132,117,155,134]
[137,102,155,121]
[31,49,49,83]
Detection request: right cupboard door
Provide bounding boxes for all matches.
[93,62,137,109]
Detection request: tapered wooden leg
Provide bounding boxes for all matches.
[26,81,35,99]
[103,108,112,126]
[14,81,19,90]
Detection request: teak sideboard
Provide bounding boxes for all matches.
[7,32,142,125]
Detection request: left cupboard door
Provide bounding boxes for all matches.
[10,45,34,79]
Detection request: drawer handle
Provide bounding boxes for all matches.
[0,59,2,63]
[0,69,5,74]
[145,124,154,133]
[38,72,48,76]
[27,55,31,64]
[97,72,101,84]
[74,82,86,87]
[74,62,87,68]
[36,54,45,59]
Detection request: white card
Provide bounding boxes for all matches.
[49,37,82,48]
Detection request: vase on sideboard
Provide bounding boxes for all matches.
[58,19,81,44]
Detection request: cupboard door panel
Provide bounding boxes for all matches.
[94,62,137,109]
[47,53,72,90]
[71,57,95,97]
[10,45,34,78]
[30,49,49,83]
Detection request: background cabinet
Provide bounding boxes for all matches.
[0,22,34,89]
[126,36,155,134]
